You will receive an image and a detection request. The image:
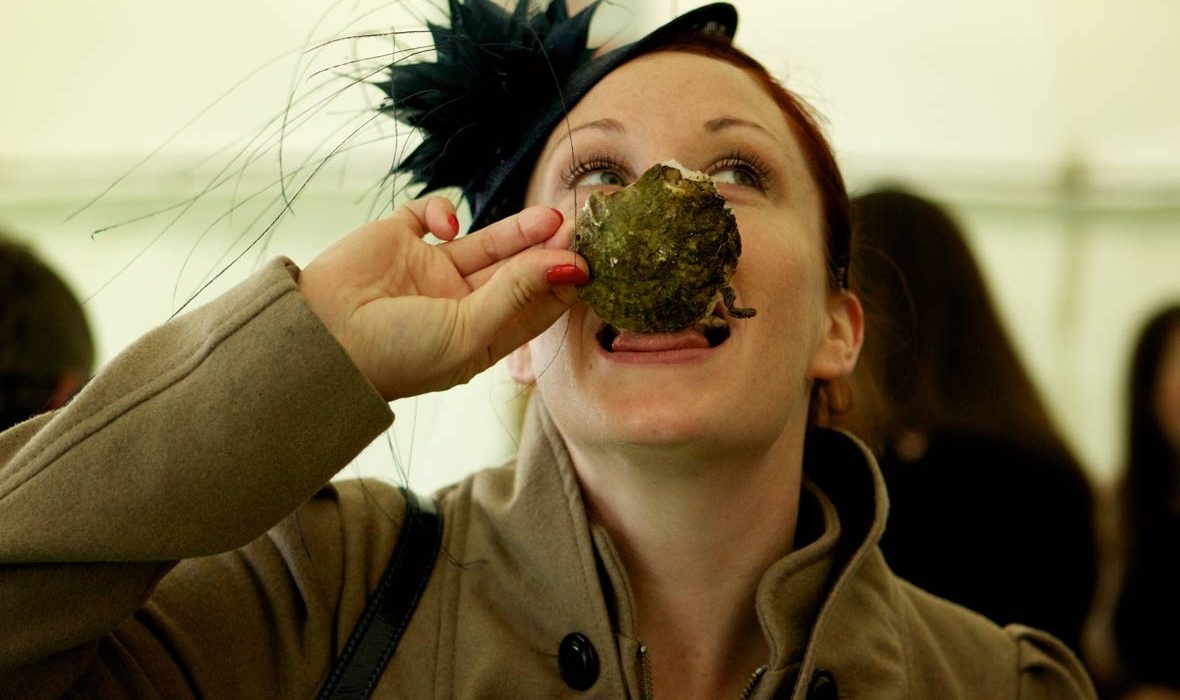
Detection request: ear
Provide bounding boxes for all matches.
[809,291,864,381]
[506,343,537,384]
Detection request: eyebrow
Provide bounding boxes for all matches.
[564,117,625,138]
[560,116,770,147]
[704,115,773,136]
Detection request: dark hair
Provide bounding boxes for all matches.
[0,236,95,429]
[1119,303,1180,560]
[842,188,1076,465]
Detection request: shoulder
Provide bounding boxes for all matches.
[316,464,518,562]
[891,576,1097,698]
[277,479,408,594]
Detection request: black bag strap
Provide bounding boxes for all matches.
[318,487,443,700]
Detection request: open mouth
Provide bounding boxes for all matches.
[702,322,731,348]
[597,307,731,352]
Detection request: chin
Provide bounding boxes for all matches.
[594,390,732,446]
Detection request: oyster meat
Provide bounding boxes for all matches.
[573,161,756,334]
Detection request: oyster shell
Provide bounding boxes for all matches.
[572,161,756,333]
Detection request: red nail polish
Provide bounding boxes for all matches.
[546,264,588,286]
[550,208,565,225]
[447,213,460,235]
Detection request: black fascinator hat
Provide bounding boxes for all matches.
[376,1,738,230]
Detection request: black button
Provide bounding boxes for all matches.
[806,669,838,700]
[558,632,599,690]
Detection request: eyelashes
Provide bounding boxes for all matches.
[558,150,773,192]
[712,151,773,191]
[559,151,628,189]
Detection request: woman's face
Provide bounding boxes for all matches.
[514,51,861,457]
[1155,325,1180,453]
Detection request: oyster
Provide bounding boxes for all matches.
[573,161,756,334]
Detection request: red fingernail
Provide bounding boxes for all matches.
[447,213,460,235]
[550,208,564,225]
[545,264,588,286]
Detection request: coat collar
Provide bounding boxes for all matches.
[479,398,896,697]
[470,395,629,696]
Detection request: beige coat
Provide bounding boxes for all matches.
[0,260,1096,699]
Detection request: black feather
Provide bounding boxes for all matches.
[376,0,597,203]
[373,1,737,229]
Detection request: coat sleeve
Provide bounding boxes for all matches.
[1009,624,1099,699]
[0,258,396,698]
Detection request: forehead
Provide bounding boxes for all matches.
[588,50,770,104]
[538,50,802,161]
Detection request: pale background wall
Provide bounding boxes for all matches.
[1,0,1178,493]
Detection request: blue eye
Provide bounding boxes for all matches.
[561,154,630,190]
[711,167,759,188]
[575,170,626,188]
[710,154,771,192]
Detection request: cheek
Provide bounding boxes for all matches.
[528,311,598,390]
[528,315,571,372]
[733,217,829,319]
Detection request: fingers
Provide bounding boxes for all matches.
[461,247,589,360]
[389,195,460,241]
[444,206,566,278]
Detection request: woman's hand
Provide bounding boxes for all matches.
[299,196,587,400]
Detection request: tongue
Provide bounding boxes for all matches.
[611,328,710,352]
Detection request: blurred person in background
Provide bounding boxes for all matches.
[834,187,1099,657]
[1110,304,1180,700]
[0,233,94,430]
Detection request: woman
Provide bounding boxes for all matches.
[0,2,1094,698]
[841,188,1099,656]
[1112,304,1180,698]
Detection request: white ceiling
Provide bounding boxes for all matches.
[2,0,1177,191]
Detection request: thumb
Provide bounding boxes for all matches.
[462,249,589,361]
